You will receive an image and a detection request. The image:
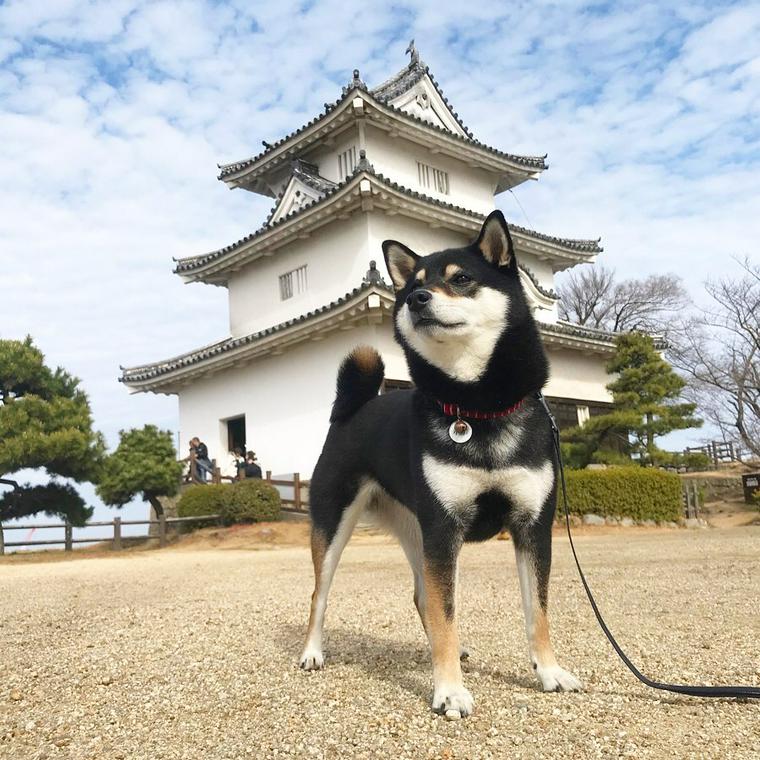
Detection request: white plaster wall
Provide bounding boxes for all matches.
[227,214,371,336]
[368,213,470,279]
[544,346,613,403]
[176,322,611,478]
[365,125,496,214]
[177,319,408,478]
[301,130,360,184]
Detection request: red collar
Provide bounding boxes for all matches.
[437,398,525,420]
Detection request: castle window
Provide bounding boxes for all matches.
[337,146,357,178]
[279,264,308,300]
[417,161,449,194]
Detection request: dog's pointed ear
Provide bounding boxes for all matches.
[382,240,419,290]
[475,210,515,270]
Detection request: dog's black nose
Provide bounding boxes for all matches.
[406,289,432,312]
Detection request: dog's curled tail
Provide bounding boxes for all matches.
[330,346,385,423]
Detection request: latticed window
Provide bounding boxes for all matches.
[417,161,449,194]
[279,265,308,300]
[337,146,357,178]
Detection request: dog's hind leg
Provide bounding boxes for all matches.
[512,533,582,692]
[299,483,368,671]
[373,498,430,640]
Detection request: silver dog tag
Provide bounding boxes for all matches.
[449,419,472,443]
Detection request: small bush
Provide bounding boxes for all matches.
[683,452,710,471]
[221,479,281,525]
[177,484,227,526]
[590,449,637,467]
[559,466,682,522]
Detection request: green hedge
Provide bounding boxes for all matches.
[221,479,281,524]
[177,480,281,526]
[559,467,682,522]
[176,484,227,524]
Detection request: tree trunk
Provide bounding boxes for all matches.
[148,494,164,518]
[646,412,654,460]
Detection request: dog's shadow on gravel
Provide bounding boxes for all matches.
[277,624,532,699]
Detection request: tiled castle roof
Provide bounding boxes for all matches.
[175,165,601,276]
[120,286,619,387]
[120,281,393,384]
[216,59,546,181]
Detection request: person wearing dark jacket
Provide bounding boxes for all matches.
[189,437,213,483]
[244,451,263,479]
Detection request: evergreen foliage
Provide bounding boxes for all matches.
[97,425,183,517]
[560,467,683,522]
[177,479,281,526]
[562,333,701,468]
[0,337,104,525]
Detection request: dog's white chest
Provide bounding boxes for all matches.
[422,454,554,523]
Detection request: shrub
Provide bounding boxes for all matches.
[220,479,281,525]
[559,466,682,522]
[683,452,710,471]
[177,484,227,525]
[590,449,637,467]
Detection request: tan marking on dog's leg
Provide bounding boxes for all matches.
[299,488,368,670]
[515,548,581,692]
[424,561,474,717]
[300,528,328,670]
[305,529,326,638]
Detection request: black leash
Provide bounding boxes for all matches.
[535,391,760,700]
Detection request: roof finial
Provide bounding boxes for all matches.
[356,149,373,172]
[363,259,386,286]
[343,68,366,95]
[405,38,419,65]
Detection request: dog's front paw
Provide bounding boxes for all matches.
[537,665,582,693]
[432,684,475,719]
[299,648,324,671]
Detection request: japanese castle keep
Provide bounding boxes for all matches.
[121,48,617,475]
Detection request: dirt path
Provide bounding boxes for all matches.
[1,527,759,759]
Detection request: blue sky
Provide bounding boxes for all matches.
[1,0,759,528]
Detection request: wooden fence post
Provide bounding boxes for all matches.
[266,470,272,482]
[189,452,197,483]
[64,521,73,552]
[293,472,301,511]
[113,517,122,551]
[159,513,167,548]
[212,465,221,485]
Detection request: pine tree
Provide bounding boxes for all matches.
[562,333,701,467]
[0,337,105,524]
[97,426,183,517]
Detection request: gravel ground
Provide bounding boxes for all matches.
[1,526,759,759]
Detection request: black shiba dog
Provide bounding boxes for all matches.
[299,211,581,717]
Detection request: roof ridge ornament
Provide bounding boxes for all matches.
[363,260,387,286]
[405,39,420,66]
[343,68,366,95]
[356,148,374,172]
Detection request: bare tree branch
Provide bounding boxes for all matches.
[557,266,689,335]
[670,256,760,459]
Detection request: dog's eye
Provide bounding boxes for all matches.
[453,273,472,285]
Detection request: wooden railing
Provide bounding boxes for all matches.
[0,514,221,556]
[264,471,309,512]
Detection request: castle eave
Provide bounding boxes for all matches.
[217,89,546,193]
[540,321,618,354]
[120,283,396,393]
[175,168,601,284]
